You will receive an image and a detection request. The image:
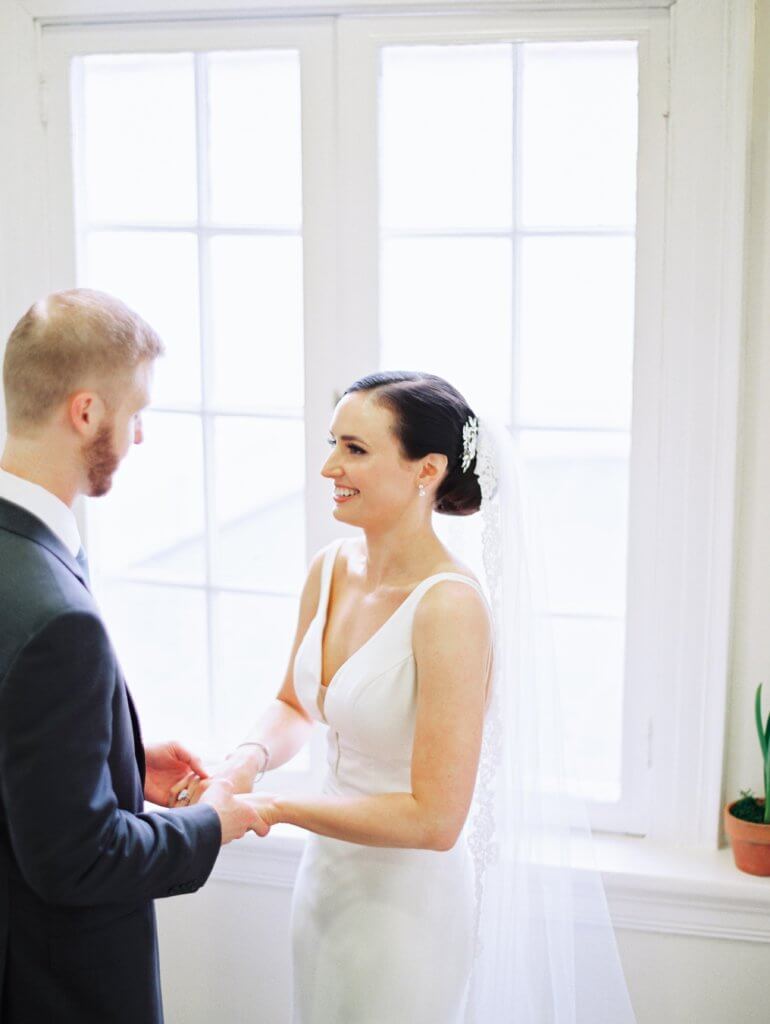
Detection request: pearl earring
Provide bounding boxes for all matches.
[418,483,426,497]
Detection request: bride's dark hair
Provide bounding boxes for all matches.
[343,370,482,516]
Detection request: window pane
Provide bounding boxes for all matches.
[208,50,302,228]
[74,48,309,776]
[84,230,201,408]
[550,615,625,803]
[97,581,210,752]
[381,237,512,421]
[213,416,305,593]
[80,54,197,225]
[520,42,638,229]
[381,45,513,231]
[209,235,304,412]
[378,39,639,813]
[518,235,636,430]
[520,431,630,618]
[90,412,206,585]
[212,591,308,771]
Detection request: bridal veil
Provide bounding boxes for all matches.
[441,418,637,1024]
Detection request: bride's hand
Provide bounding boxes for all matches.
[169,748,265,806]
[239,793,281,830]
[168,771,209,806]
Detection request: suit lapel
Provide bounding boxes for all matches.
[124,683,147,786]
[1,498,148,791]
[0,498,89,591]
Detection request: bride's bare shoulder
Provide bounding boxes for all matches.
[414,547,489,634]
[412,573,492,651]
[430,550,483,590]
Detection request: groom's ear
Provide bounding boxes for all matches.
[67,390,106,436]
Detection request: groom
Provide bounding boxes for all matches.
[0,289,269,1023]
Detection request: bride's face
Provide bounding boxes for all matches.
[321,392,423,527]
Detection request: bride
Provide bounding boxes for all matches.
[183,370,492,1022]
[178,369,638,1024]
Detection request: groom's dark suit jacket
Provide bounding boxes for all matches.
[0,497,221,1023]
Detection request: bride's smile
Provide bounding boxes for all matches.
[332,486,359,504]
[320,388,448,533]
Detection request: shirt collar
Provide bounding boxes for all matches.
[0,468,82,557]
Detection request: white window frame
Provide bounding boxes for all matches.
[335,10,668,839]
[41,17,341,557]
[0,0,754,855]
[38,18,342,789]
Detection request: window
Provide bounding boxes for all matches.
[379,41,638,806]
[73,48,308,763]
[42,9,669,832]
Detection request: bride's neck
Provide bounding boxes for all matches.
[360,522,445,588]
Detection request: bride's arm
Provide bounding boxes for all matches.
[194,548,328,794]
[218,698,310,788]
[256,582,492,851]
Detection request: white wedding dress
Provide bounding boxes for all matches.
[290,538,485,1024]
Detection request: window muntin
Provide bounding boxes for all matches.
[379,41,638,803]
[75,49,307,761]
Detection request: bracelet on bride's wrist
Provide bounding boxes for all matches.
[235,741,270,783]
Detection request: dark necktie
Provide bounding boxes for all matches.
[75,546,91,588]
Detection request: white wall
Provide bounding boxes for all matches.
[157,880,294,1023]
[615,929,769,1024]
[157,877,770,1024]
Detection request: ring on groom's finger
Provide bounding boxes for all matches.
[176,788,190,804]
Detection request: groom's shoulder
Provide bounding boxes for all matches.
[0,528,99,652]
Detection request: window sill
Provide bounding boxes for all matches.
[585,832,770,943]
[212,826,770,943]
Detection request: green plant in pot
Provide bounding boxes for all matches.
[724,683,770,875]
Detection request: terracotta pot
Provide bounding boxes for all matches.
[724,799,770,876]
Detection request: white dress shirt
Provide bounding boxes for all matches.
[0,467,81,557]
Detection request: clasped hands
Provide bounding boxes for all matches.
[145,741,277,838]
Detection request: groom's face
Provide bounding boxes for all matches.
[322,392,420,527]
[83,360,153,497]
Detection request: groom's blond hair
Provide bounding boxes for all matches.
[3,288,164,432]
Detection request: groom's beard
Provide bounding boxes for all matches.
[84,423,121,497]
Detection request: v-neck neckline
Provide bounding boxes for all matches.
[315,541,458,721]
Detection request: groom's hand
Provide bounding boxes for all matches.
[144,740,208,807]
[199,780,272,844]
[169,745,265,806]
[238,793,280,832]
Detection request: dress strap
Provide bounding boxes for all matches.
[408,571,487,609]
[318,538,346,619]
[318,546,486,622]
